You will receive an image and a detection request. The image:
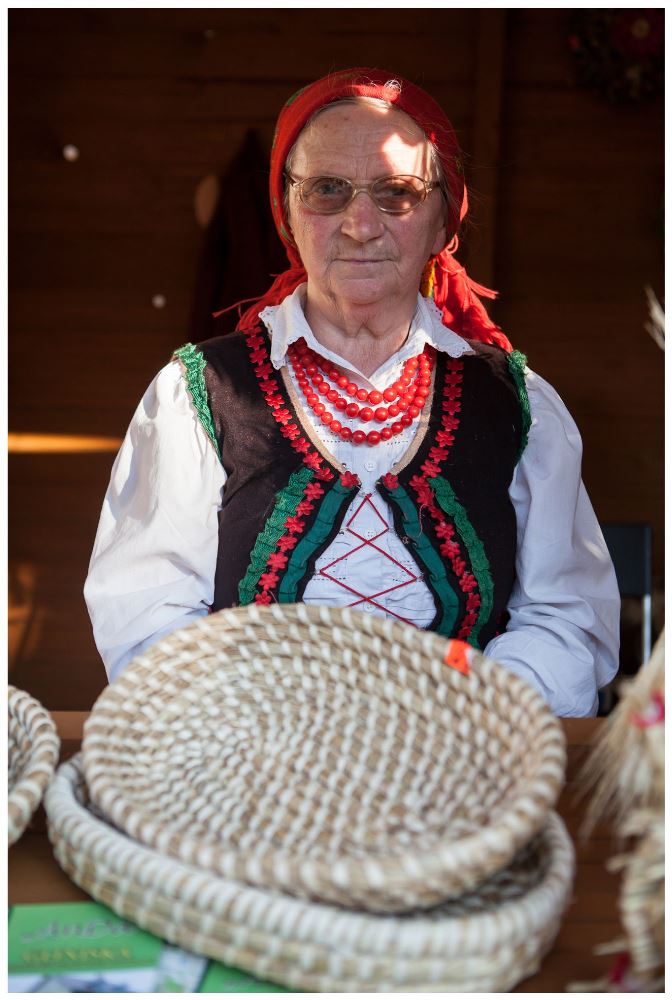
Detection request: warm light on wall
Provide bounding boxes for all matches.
[8,433,122,453]
[8,561,44,670]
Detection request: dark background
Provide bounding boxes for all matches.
[9,10,664,709]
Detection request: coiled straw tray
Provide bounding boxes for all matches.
[8,685,60,845]
[46,754,575,993]
[82,603,566,912]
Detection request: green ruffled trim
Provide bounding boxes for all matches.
[380,482,459,637]
[428,475,494,649]
[173,343,221,459]
[507,350,532,459]
[238,466,315,606]
[278,479,359,603]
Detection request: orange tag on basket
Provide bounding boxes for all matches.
[443,639,470,676]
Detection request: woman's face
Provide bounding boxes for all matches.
[286,102,447,314]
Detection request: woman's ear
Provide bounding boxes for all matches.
[432,221,447,257]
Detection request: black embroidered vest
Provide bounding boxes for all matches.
[175,328,530,650]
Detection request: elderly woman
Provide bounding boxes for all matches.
[85,68,620,716]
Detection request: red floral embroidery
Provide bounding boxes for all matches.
[381,472,399,490]
[304,482,326,500]
[458,616,477,640]
[274,408,293,425]
[340,471,361,489]
[442,399,461,415]
[421,460,441,479]
[247,324,339,486]
[280,424,301,440]
[409,474,433,504]
[404,356,482,641]
[253,362,273,380]
[277,534,299,552]
[453,557,467,577]
[302,452,322,471]
[258,571,279,590]
[440,539,461,559]
[243,324,385,605]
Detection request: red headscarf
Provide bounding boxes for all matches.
[231,68,512,352]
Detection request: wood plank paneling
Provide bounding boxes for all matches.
[9,453,114,708]
[8,9,476,83]
[495,10,663,595]
[9,9,664,709]
[468,11,506,286]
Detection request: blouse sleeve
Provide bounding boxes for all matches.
[483,369,621,717]
[84,360,225,681]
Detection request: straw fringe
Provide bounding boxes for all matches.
[579,630,664,836]
[569,629,664,991]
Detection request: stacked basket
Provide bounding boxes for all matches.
[45,603,574,992]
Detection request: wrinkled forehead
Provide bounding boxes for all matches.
[288,101,437,179]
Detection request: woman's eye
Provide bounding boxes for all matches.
[381,181,412,198]
[312,177,348,197]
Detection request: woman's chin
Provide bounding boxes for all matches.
[329,274,393,308]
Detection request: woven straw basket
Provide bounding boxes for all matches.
[8,685,60,845]
[45,754,575,993]
[82,603,566,912]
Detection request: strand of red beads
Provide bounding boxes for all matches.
[288,340,435,446]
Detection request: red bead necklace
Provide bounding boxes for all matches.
[288,339,434,446]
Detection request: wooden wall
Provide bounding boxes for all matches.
[9,10,664,709]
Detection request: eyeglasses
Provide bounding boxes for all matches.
[285,172,440,215]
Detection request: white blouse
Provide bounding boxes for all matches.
[84,288,620,716]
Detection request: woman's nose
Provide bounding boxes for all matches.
[339,191,385,242]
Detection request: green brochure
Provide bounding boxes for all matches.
[8,900,289,993]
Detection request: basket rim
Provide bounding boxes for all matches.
[46,753,575,960]
[81,605,566,910]
[8,685,61,846]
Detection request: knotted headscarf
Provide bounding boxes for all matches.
[229,68,512,353]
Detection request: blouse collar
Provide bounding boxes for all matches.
[260,284,474,384]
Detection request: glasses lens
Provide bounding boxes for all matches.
[372,176,426,213]
[301,176,352,213]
